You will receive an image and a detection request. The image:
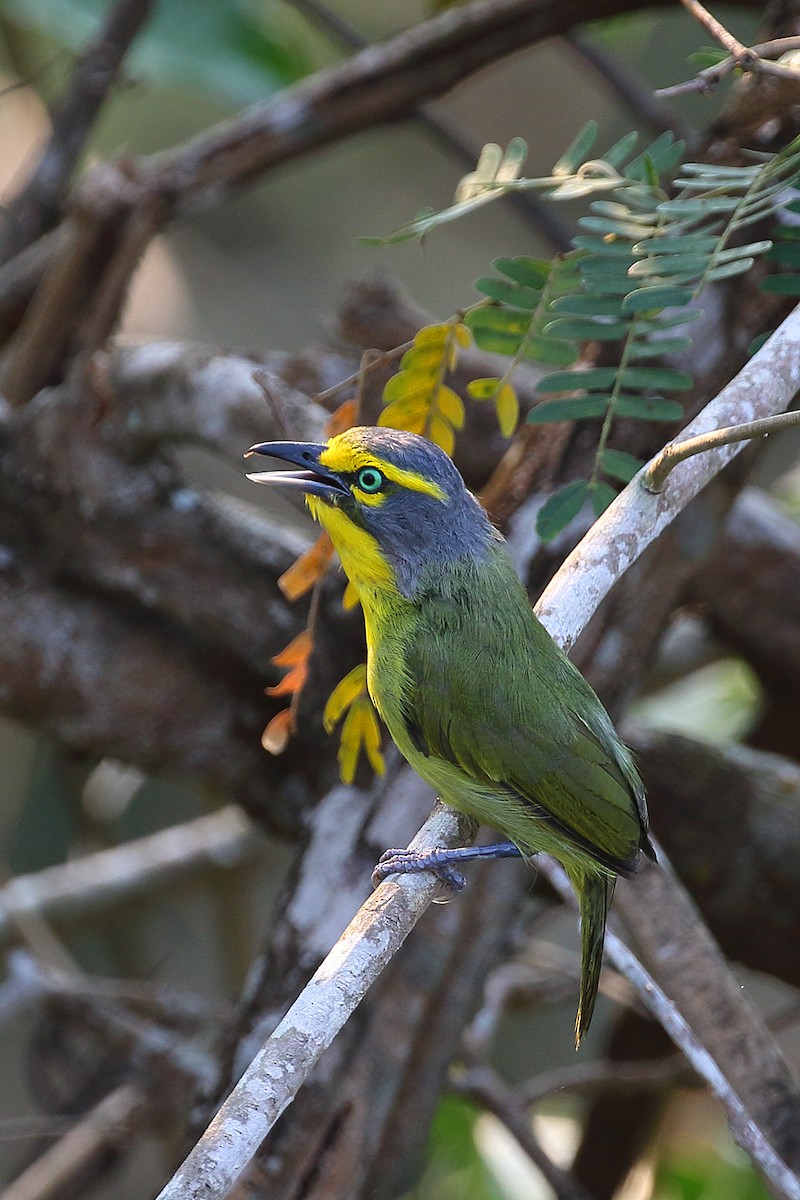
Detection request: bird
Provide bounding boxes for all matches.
[246,426,655,1045]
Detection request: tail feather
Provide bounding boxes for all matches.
[571,870,615,1049]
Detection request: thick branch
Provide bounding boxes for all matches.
[535,304,800,650]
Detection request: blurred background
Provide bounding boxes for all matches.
[0,2,798,1199]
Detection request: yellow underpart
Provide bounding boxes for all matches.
[305,496,394,597]
[318,441,447,504]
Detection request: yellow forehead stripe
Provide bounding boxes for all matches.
[318,441,447,503]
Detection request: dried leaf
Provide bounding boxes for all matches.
[279,533,334,601]
[271,629,312,668]
[262,709,294,755]
[326,398,358,436]
[266,660,308,697]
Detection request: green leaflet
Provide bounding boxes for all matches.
[536,481,591,541]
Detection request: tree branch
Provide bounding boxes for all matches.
[0,0,157,265]
[534,303,800,650]
[0,807,263,947]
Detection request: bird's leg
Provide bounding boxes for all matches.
[371,842,522,890]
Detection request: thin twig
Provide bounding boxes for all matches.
[0,1084,144,1200]
[516,1055,690,1105]
[453,1064,595,1200]
[679,0,749,57]
[657,32,800,97]
[644,409,800,492]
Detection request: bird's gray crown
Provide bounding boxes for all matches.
[338,427,498,598]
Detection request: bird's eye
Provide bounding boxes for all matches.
[356,467,384,494]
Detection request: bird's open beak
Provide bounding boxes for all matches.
[244,440,349,501]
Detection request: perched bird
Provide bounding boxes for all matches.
[247,427,655,1045]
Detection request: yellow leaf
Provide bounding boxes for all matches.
[338,699,368,784]
[342,579,360,609]
[414,323,450,347]
[336,696,385,783]
[279,533,334,601]
[495,382,519,437]
[435,385,465,429]
[271,629,312,668]
[323,663,367,734]
[379,397,428,434]
[262,708,294,755]
[360,704,385,776]
[427,414,455,456]
[326,398,358,437]
[467,377,500,400]
[400,345,446,371]
[453,322,473,348]
[383,370,436,405]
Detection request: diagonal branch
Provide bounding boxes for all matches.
[155,305,800,1200]
[0,0,157,266]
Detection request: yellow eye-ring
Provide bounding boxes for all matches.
[357,467,384,493]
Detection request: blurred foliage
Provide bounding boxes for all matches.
[402,1096,507,1200]
[0,0,327,107]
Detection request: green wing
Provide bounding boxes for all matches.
[403,576,650,875]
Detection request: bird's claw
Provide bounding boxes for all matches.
[371,848,467,891]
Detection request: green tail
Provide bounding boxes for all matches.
[571,869,615,1049]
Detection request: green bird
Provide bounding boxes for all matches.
[247,426,655,1045]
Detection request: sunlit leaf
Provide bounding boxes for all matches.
[323,664,368,734]
[338,697,384,784]
[428,414,456,455]
[453,322,473,348]
[343,580,360,609]
[467,377,501,400]
[379,398,428,433]
[495,383,519,436]
[436,386,466,428]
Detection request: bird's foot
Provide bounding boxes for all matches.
[372,848,467,891]
[371,842,522,891]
